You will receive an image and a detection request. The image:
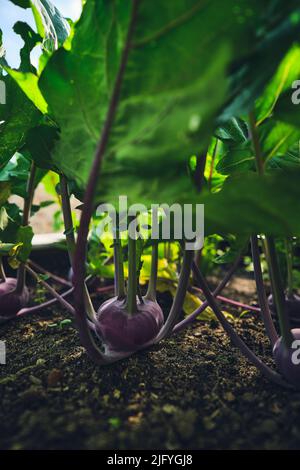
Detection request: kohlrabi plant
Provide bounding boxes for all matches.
[2,0,300,389]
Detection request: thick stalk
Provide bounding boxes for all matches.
[265,236,293,346]
[60,174,96,321]
[285,238,294,298]
[114,214,125,299]
[16,161,36,294]
[192,262,291,388]
[0,258,6,282]
[153,249,194,343]
[145,243,158,301]
[250,235,278,347]
[126,220,138,315]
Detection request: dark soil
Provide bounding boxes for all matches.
[1,264,300,450]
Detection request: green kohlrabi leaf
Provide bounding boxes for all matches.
[0,203,22,243]
[9,0,70,52]
[260,119,300,166]
[215,114,300,176]
[0,29,41,165]
[1,69,48,114]
[215,118,255,174]
[2,0,71,113]
[220,6,300,120]
[215,45,300,175]
[0,74,41,170]
[40,0,267,205]
[255,45,300,125]
[0,152,46,198]
[199,169,300,236]
[25,123,60,170]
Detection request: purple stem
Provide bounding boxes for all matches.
[215,295,260,312]
[192,287,260,313]
[95,285,115,295]
[174,254,241,333]
[17,286,74,317]
[192,261,291,388]
[250,235,278,347]
[25,265,75,316]
[28,259,71,287]
[72,1,139,364]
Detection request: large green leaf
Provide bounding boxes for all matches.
[199,170,300,236]
[0,74,41,170]
[0,29,41,166]
[220,7,300,120]
[25,123,59,170]
[2,69,48,114]
[40,0,269,201]
[254,44,300,154]
[0,152,46,198]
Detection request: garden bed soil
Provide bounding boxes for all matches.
[1,267,300,450]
